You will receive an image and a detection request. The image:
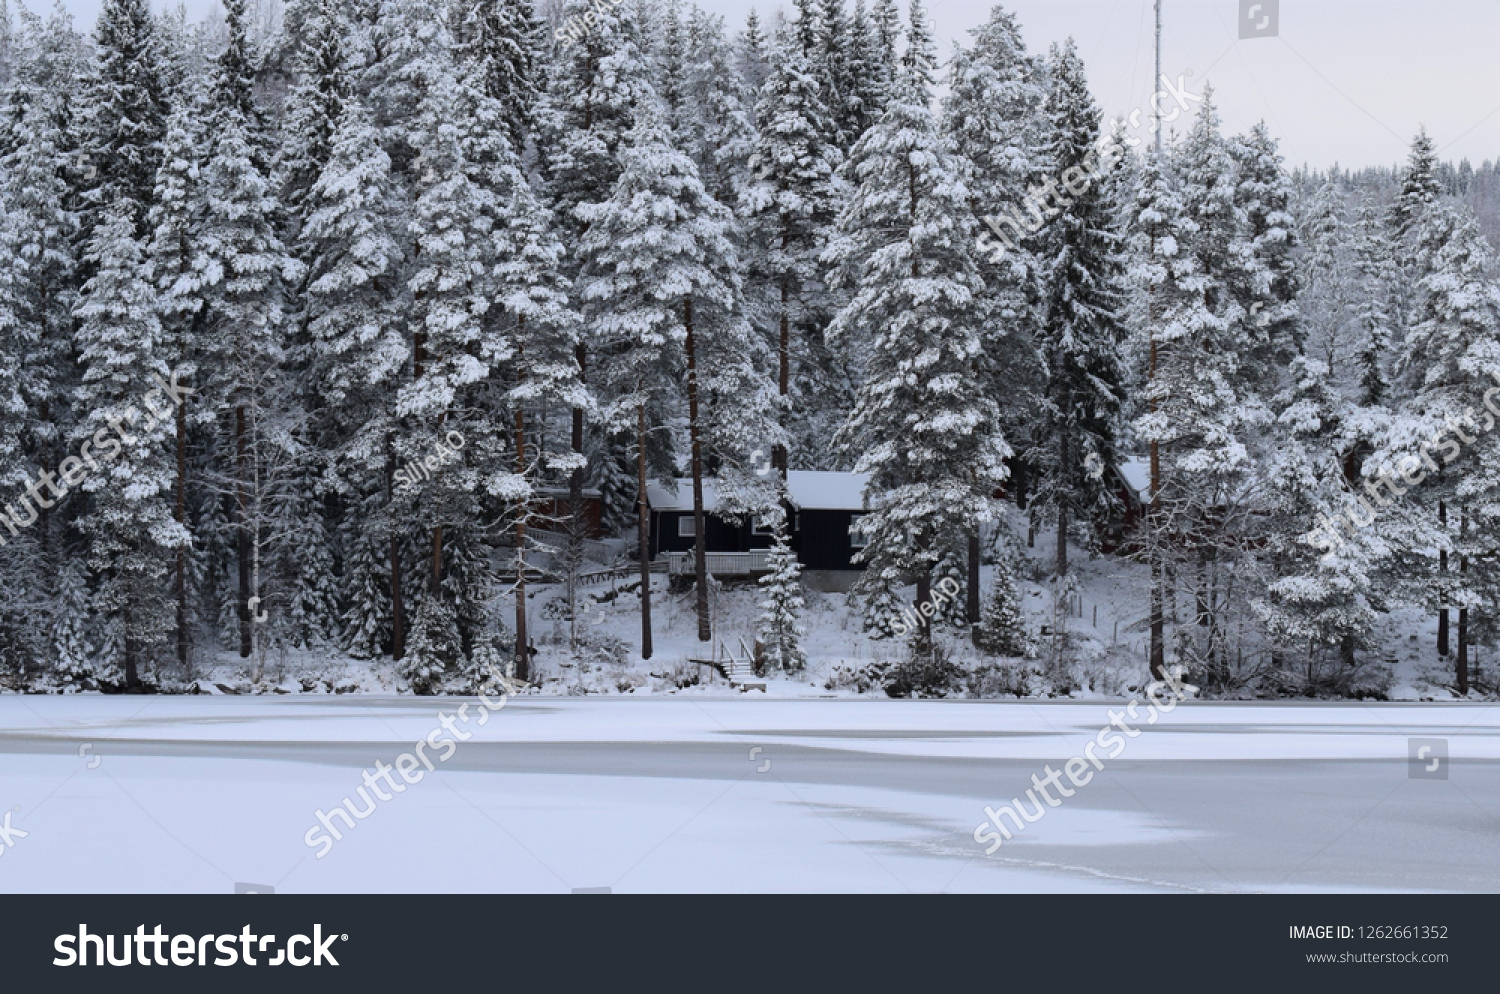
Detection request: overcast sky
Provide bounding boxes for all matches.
[51,0,1500,170]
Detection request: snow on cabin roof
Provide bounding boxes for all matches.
[647,471,871,512]
[787,471,870,510]
[1117,458,1151,499]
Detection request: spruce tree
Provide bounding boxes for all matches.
[198,112,302,659]
[72,204,181,689]
[742,27,844,474]
[682,8,756,206]
[756,513,806,670]
[824,0,1009,659]
[1229,121,1301,397]
[736,8,770,105]
[456,0,543,152]
[1351,196,1397,406]
[83,0,172,234]
[1391,126,1442,239]
[1029,38,1128,581]
[977,553,1032,657]
[578,107,768,649]
[1256,354,1378,675]
[279,0,350,215]
[146,104,208,669]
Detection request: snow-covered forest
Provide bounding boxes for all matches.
[2,0,1499,701]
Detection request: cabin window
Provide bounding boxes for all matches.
[678,516,696,538]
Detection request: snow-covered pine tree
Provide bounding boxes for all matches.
[681,7,755,206]
[82,0,172,234]
[1387,128,1445,352]
[1391,205,1500,693]
[535,0,652,591]
[2,94,80,551]
[278,0,350,215]
[932,544,968,629]
[456,0,543,153]
[303,98,406,413]
[340,493,392,659]
[941,3,1043,230]
[740,26,843,474]
[756,511,806,670]
[1351,195,1397,407]
[265,427,341,650]
[868,0,899,104]
[815,0,854,152]
[736,8,770,107]
[1297,178,1349,372]
[823,0,1009,659]
[654,0,688,125]
[976,551,1031,657]
[1255,353,1380,678]
[537,0,652,239]
[1027,38,1127,581]
[1124,148,1203,679]
[791,0,820,60]
[580,105,767,647]
[402,593,461,693]
[48,557,97,689]
[857,560,906,640]
[940,3,1047,608]
[1391,126,1442,240]
[1156,87,1268,679]
[0,0,11,90]
[297,94,409,660]
[147,104,210,668]
[842,0,884,139]
[72,204,183,689]
[213,0,264,144]
[0,168,46,682]
[399,51,499,685]
[475,77,588,674]
[198,110,302,659]
[1229,120,1301,398]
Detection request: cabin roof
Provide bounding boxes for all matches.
[647,471,870,513]
[1117,458,1150,499]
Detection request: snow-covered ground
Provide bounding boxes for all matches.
[188,512,1482,702]
[1,696,1495,893]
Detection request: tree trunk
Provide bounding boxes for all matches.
[569,342,587,648]
[1152,326,1164,683]
[1055,489,1068,579]
[37,402,49,556]
[430,418,443,601]
[774,275,789,477]
[966,531,981,626]
[684,298,711,642]
[1438,499,1449,658]
[175,400,189,669]
[1458,506,1468,694]
[914,548,933,662]
[235,405,252,659]
[387,435,405,661]
[636,404,653,660]
[123,603,139,690]
[515,399,531,680]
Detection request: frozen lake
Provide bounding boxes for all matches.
[0,696,1495,893]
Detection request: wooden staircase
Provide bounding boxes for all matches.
[687,637,766,692]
